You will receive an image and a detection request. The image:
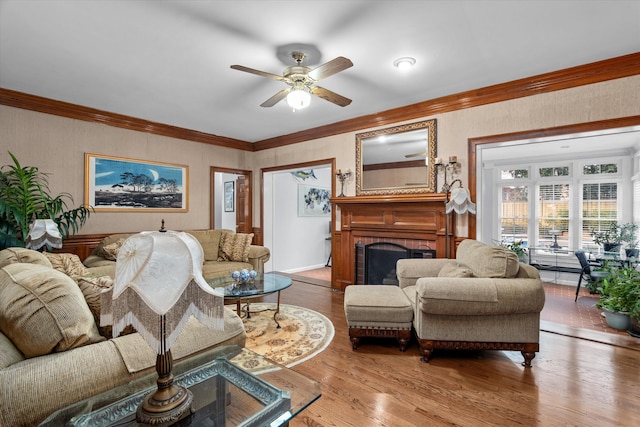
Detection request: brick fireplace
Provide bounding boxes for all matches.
[330,194,453,290]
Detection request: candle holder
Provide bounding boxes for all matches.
[336,169,352,197]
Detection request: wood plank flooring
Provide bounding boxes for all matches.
[259,280,639,427]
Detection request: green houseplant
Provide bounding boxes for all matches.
[496,239,528,263]
[0,152,92,250]
[619,222,639,259]
[591,223,626,252]
[595,265,638,331]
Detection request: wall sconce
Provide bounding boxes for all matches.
[336,169,352,197]
[435,157,476,258]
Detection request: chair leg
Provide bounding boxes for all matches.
[575,275,583,302]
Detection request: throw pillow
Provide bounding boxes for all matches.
[217,233,254,262]
[0,247,52,269]
[438,263,475,278]
[44,252,89,277]
[75,275,136,339]
[102,238,126,261]
[0,263,104,358]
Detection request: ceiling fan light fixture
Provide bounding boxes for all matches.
[287,88,311,109]
[393,57,416,70]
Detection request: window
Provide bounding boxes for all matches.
[538,184,570,248]
[582,182,618,246]
[494,158,624,251]
[539,166,569,177]
[583,163,618,175]
[501,168,528,179]
[499,185,528,245]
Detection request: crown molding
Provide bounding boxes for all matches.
[253,52,640,150]
[0,88,254,151]
[1,53,638,151]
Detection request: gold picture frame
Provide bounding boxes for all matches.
[84,153,188,212]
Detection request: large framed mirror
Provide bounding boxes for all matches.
[356,119,437,196]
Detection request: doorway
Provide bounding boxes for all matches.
[211,167,252,234]
[262,159,335,273]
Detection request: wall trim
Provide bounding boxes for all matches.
[1,53,638,151]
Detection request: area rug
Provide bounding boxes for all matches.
[229,303,334,370]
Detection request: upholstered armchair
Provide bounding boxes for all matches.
[396,239,545,367]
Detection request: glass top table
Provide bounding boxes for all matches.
[40,345,321,427]
[207,273,292,328]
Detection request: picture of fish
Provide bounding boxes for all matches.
[291,169,317,181]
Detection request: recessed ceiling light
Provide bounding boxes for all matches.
[393,57,416,70]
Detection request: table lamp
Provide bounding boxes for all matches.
[101,227,224,424]
[25,219,63,250]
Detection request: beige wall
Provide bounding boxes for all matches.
[0,106,247,234]
[2,75,639,234]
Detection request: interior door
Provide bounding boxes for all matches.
[235,175,250,234]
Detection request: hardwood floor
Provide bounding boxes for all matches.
[260,280,639,426]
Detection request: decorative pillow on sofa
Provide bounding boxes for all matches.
[438,262,475,278]
[0,263,105,358]
[44,252,89,277]
[102,238,126,261]
[75,275,136,338]
[217,233,254,262]
[0,247,52,269]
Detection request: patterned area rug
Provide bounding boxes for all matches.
[229,303,334,370]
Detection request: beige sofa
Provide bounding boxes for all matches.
[0,248,246,427]
[84,229,270,279]
[396,239,545,367]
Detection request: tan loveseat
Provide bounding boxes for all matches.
[84,229,270,279]
[396,239,545,367]
[0,248,247,427]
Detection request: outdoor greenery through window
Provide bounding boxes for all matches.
[538,184,570,247]
[500,185,528,244]
[497,160,622,250]
[582,182,618,246]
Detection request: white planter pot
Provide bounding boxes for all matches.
[604,310,631,331]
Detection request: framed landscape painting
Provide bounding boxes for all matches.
[84,153,188,212]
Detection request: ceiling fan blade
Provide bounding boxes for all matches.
[307,56,353,81]
[309,86,352,107]
[260,88,291,107]
[230,65,286,81]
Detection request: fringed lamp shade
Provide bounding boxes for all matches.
[25,219,63,250]
[100,229,224,424]
[101,230,224,352]
[445,187,477,215]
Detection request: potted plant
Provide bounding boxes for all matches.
[619,222,639,259]
[623,266,640,337]
[497,239,528,263]
[0,152,92,250]
[591,223,629,253]
[595,265,637,331]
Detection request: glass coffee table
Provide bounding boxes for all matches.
[40,345,320,427]
[207,273,292,328]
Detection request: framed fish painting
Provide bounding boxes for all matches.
[298,184,331,217]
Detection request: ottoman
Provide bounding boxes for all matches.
[344,285,414,351]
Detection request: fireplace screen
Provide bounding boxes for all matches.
[356,242,435,285]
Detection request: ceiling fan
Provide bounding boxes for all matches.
[230,51,353,109]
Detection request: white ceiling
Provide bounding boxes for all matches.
[1,0,639,143]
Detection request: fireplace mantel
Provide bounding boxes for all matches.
[330,194,453,290]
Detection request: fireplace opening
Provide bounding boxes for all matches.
[356,242,435,285]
